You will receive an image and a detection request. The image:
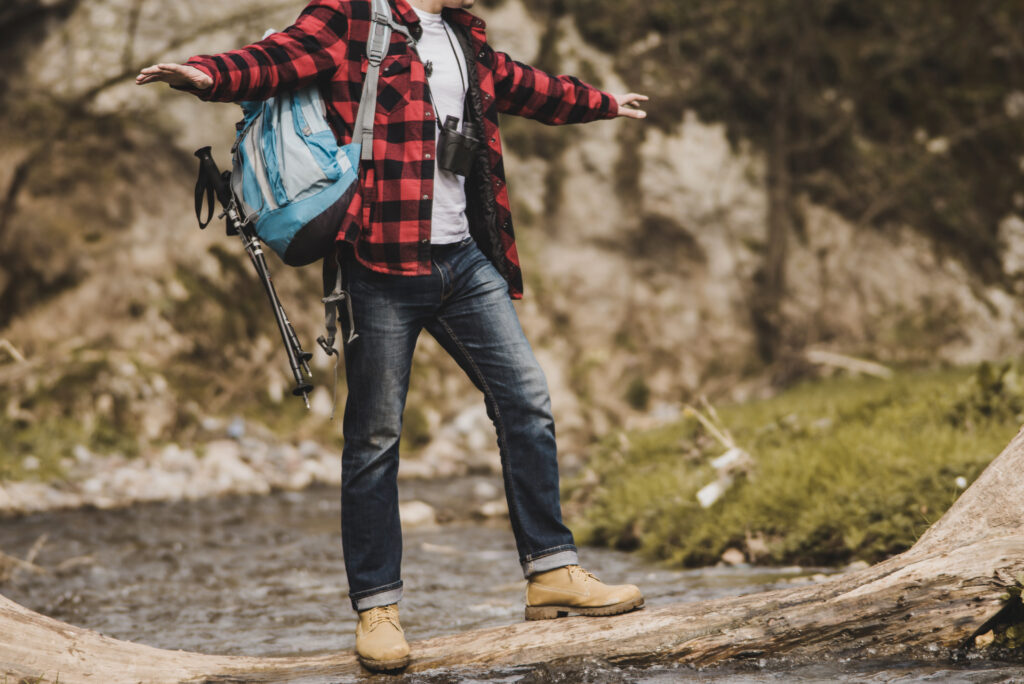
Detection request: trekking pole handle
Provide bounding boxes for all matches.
[194,147,232,208]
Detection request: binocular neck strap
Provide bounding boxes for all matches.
[418,15,471,132]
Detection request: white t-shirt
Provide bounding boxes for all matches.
[412,7,471,244]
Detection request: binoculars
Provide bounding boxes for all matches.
[437,115,481,177]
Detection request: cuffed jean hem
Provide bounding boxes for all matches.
[521,546,578,578]
[350,582,404,612]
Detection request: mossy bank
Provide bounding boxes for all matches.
[565,362,1024,567]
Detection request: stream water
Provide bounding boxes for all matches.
[1,478,1021,682]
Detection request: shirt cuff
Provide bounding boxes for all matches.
[605,94,620,119]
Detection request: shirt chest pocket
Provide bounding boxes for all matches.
[362,53,413,114]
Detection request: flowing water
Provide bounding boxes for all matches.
[1,478,1021,682]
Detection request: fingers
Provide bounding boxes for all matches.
[622,93,650,105]
[619,107,647,120]
[135,63,203,87]
[136,65,214,89]
[135,71,166,85]
[615,92,650,120]
[136,65,159,84]
[137,63,176,85]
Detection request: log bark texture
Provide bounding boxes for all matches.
[4,428,1024,683]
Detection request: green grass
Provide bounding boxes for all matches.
[567,363,1024,567]
[0,356,140,481]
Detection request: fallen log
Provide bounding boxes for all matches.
[4,428,1024,683]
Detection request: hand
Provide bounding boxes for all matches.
[614,93,649,120]
[136,63,213,90]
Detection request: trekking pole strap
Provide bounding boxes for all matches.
[194,146,227,229]
[194,172,215,228]
[317,253,359,420]
[318,254,358,353]
[318,258,341,356]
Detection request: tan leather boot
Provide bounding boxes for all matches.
[355,604,410,671]
[525,564,644,620]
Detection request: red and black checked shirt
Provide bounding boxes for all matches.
[185,0,618,298]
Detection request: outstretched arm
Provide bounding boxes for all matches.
[490,49,647,124]
[135,0,348,102]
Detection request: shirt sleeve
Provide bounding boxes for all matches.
[490,49,619,124]
[182,0,349,103]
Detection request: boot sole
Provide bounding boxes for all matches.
[524,596,645,620]
[357,654,411,672]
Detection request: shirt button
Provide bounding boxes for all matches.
[425,153,432,159]
[422,194,430,200]
[420,238,429,245]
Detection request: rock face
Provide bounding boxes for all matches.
[2,0,1023,472]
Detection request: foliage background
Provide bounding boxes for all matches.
[1,0,1024,558]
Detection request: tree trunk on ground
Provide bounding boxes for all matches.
[4,428,1024,683]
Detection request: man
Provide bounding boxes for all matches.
[138,0,649,672]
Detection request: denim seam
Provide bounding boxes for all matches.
[349,579,403,600]
[523,543,577,562]
[435,260,450,303]
[522,548,578,578]
[435,315,529,550]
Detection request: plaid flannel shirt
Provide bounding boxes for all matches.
[185,0,619,298]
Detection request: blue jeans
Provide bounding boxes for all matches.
[340,236,578,611]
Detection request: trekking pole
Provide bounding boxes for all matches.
[193,147,314,408]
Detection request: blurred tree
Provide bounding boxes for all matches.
[544,0,1024,362]
[0,0,289,328]
[0,0,81,97]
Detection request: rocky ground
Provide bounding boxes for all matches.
[0,410,518,522]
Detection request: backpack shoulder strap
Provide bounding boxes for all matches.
[319,0,416,383]
[353,0,417,161]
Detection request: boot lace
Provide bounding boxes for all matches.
[568,565,600,583]
[367,604,401,631]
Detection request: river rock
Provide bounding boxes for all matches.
[310,387,334,419]
[226,417,246,440]
[477,499,508,519]
[415,436,463,478]
[72,444,93,464]
[142,471,190,502]
[199,417,225,434]
[200,441,269,496]
[0,430,348,517]
[297,440,322,458]
[720,548,746,566]
[399,500,437,529]
[287,455,339,490]
[158,444,198,473]
[472,481,500,500]
[398,458,436,480]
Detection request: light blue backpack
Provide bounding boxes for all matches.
[230,0,414,266]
